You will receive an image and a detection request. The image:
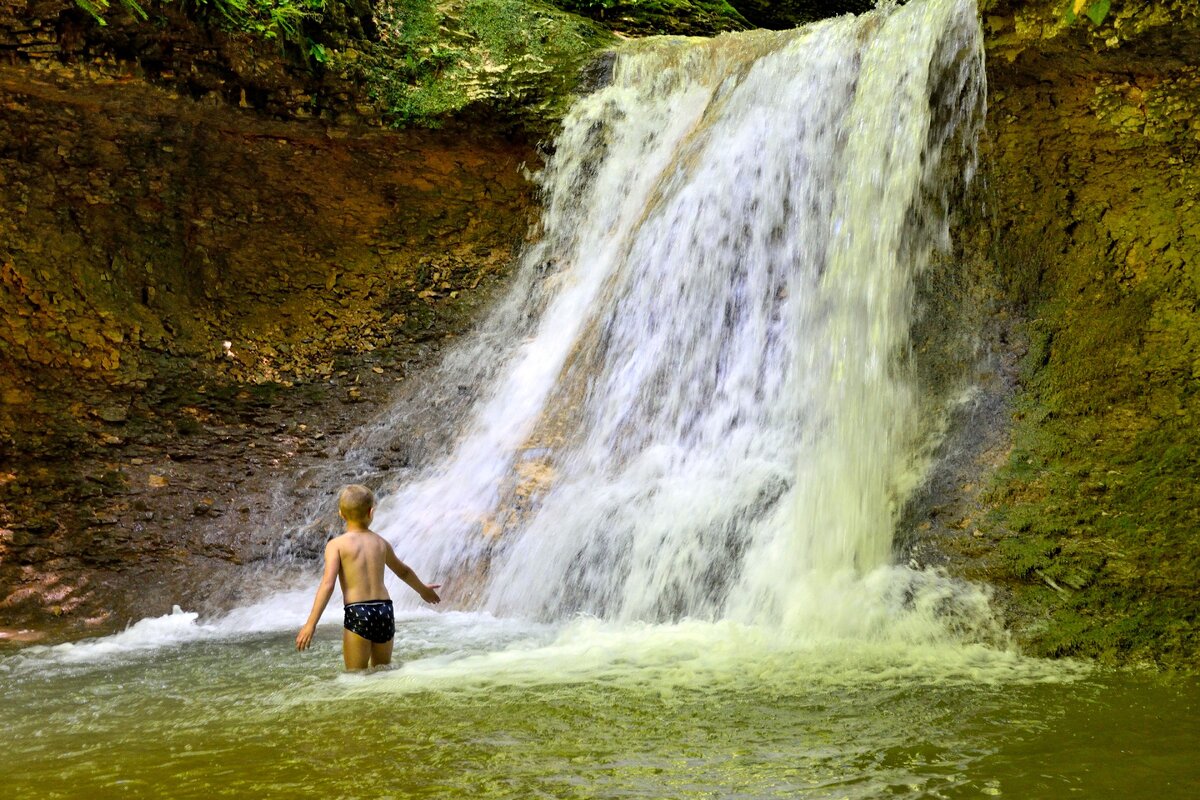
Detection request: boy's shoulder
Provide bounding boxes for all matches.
[325,531,358,552]
[329,529,389,547]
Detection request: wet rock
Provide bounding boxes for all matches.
[3,528,32,548]
[92,404,128,423]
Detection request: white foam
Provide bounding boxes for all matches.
[325,614,1087,702]
[5,606,216,670]
[3,592,313,673]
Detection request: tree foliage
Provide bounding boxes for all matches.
[74,0,148,25]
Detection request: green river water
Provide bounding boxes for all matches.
[2,611,1196,799]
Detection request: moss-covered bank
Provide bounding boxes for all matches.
[926,0,1200,668]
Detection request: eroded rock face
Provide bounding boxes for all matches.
[0,60,536,455]
[0,59,538,639]
[0,0,377,120]
[982,0,1199,67]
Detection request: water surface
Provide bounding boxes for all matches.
[3,612,1196,799]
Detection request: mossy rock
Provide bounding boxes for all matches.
[980,0,1200,65]
[348,0,616,130]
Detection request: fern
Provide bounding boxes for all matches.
[74,0,149,24]
[72,0,325,48]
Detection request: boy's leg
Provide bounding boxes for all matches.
[342,629,373,670]
[369,640,394,668]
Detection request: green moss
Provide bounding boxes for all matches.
[978,123,1200,665]
[983,332,1200,667]
[997,534,1059,578]
[1020,585,1200,666]
[354,0,614,129]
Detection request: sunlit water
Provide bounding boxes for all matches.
[6,0,1200,796]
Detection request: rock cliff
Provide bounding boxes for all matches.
[917,0,1200,667]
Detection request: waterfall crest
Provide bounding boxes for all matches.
[364,0,988,635]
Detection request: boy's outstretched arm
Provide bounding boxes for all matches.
[385,543,441,604]
[296,539,340,651]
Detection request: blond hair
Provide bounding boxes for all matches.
[338,484,375,525]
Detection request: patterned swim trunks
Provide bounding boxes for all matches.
[343,599,395,644]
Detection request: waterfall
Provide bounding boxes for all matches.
[358,0,987,635]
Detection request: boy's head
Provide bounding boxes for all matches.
[338,484,375,525]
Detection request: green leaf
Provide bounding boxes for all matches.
[74,0,110,24]
[121,0,149,21]
[1086,0,1110,25]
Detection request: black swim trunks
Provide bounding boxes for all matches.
[343,599,395,644]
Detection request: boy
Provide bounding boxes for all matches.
[295,484,441,670]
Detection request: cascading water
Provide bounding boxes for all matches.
[4,0,998,672]
[348,0,991,638]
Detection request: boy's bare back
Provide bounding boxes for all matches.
[325,528,440,605]
[329,529,395,605]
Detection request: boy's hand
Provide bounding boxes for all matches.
[420,584,441,604]
[296,623,316,651]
